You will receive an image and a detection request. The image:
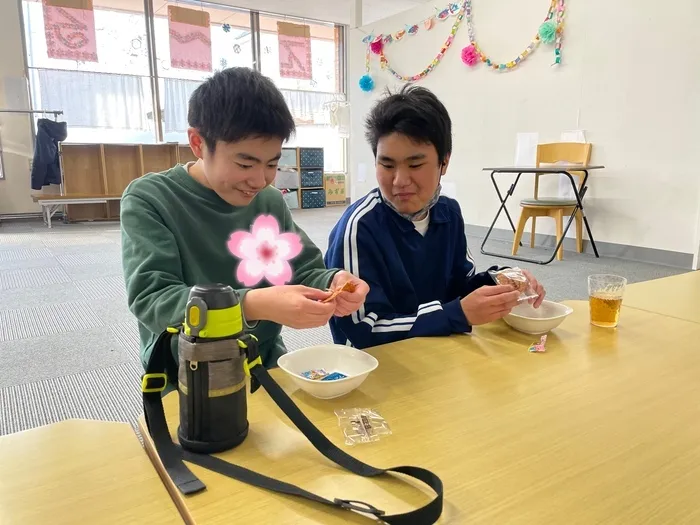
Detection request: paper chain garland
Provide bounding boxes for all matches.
[359,0,565,90]
[464,0,565,71]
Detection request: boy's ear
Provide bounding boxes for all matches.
[188,128,205,159]
[440,153,451,176]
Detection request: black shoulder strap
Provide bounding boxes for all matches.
[142,332,443,524]
[141,330,206,495]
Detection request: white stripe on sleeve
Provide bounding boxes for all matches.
[359,301,444,333]
[342,190,381,324]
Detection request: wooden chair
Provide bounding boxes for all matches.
[512,142,592,261]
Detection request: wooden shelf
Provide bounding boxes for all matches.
[59,143,194,222]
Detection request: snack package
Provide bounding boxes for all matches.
[321,372,348,381]
[489,267,538,302]
[301,369,329,380]
[335,408,392,446]
[300,369,348,381]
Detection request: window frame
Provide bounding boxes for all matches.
[16,0,347,174]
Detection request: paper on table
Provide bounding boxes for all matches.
[558,130,587,199]
[441,182,457,199]
[357,163,367,183]
[514,132,539,167]
[560,130,586,143]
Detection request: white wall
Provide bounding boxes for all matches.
[348,0,700,257]
[0,0,42,215]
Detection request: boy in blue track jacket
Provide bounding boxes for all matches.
[324,86,546,349]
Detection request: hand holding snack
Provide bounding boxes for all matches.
[489,267,545,308]
[460,284,521,326]
[243,285,335,329]
[521,269,546,308]
[326,271,369,317]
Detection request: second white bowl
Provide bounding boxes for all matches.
[503,300,573,335]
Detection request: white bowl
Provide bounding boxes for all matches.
[277,345,378,399]
[503,300,573,335]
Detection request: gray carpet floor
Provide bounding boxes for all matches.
[0,209,687,436]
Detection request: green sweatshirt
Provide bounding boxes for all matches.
[120,164,337,373]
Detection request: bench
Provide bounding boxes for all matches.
[32,194,122,228]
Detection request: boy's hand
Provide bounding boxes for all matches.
[243,286,336,329]
[329,271,370,317]
[522,269,546,308]
[460,285,521,326]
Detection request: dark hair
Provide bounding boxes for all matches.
[364,84,452,165]
[188,67,295,153]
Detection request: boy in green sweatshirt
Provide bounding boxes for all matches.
[121,67,368,374]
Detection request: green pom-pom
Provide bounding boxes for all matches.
[538,21,557,44]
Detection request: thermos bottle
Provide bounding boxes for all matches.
[175,284,249,453]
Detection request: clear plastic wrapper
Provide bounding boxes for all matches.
[489,267,538,302]
[335,408,392,446]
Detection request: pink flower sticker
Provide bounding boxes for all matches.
[227,215,303,286]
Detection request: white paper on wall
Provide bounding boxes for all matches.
[514,132,539,167]
[558,129,587,199]
[357,163,367,183]
[2,77,29,111]
[560,130,586,143]
[441,181,457,199]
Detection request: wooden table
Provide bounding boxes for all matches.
[139,301,700,524]
[0,419,182,525]
[623,271,700,323]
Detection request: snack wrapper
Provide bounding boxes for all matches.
[301,369,348,381]
[335,408,392,446]
[322,372,348,381]
[301,369,329,380]
[489,267,538,302]
[528,335,547,353]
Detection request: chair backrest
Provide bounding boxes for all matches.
[533,142,593,199]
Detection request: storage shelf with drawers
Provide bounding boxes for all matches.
[274,147,327,209]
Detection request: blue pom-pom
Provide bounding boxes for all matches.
[359,74,374,92]
[538,21,557,44]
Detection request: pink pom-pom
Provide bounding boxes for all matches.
[461,45,479,67]
[370,38,383,55]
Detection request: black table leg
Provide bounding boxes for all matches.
[480,171,523,256]
[571,170,600,258]
[481,169,599,265]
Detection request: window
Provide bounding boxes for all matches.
[19,1,346,173]
[22,0,156,143]
[259,15,345,172]
[153,1,253,143]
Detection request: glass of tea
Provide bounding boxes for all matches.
[588,274,627,328]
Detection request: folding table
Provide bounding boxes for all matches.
[480,165,604,264]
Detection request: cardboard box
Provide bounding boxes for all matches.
[324,174,346,206]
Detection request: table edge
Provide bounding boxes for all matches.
[482,166,605,171]
[137,417,195,525]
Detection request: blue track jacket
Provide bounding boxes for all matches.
[324,189,498,349]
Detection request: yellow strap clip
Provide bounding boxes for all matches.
[243,356,262,377]
[141,373,167,393]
